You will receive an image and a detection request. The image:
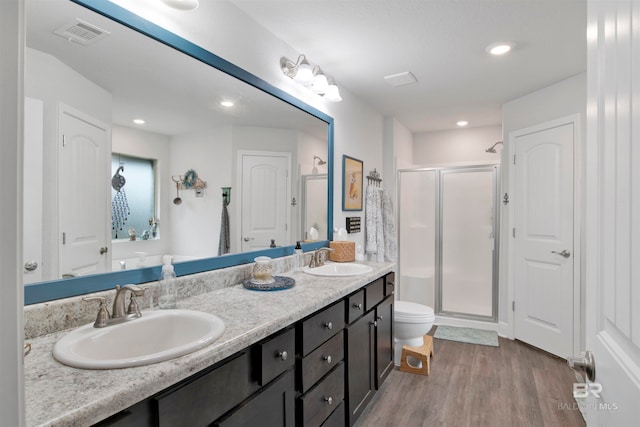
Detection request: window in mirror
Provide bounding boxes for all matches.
[111,153,157,241]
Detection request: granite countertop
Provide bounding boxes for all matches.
[24,262,394,427]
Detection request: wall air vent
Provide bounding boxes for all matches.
[54,19,110,46]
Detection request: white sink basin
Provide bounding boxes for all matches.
[53,309,225,369]
[303,263,373,277]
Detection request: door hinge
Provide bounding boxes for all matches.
[62,232,66,245]
[512,301,515,312]
[513,154,516,165]
[62,134,66,147]
[512,228,516,238]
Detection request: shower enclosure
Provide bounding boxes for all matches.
[398,165,499,320]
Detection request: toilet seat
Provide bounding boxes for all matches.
[394,301,435,324]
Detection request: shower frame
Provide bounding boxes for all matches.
[397,164,500,322]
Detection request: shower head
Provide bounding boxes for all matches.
[485,141,503,153]
[313,155,326,165]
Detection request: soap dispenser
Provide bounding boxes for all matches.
[159,255,177,309]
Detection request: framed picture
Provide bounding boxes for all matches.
[342,155,363,211]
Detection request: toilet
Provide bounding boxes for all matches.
[394,300,435,366]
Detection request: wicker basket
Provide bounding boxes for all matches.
[329,241,355,262]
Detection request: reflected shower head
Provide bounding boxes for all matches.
[313,155,326,165]
[485,141,503,153]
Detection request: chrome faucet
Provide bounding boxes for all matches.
[84,284,146,328]
[309,247,334,268]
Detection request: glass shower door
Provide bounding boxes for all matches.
[398,169,437,307]
[439,167,497,318]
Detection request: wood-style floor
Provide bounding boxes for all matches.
[355,330,586,427]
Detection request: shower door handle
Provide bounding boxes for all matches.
[551,249,571,258]
[243,236,255,242]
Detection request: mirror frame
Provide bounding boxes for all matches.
[24,0,334,305]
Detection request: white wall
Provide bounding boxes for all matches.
[412,125,502,166]
[500,72,586,332]
[170,126,232,256]
[1,0,23,423]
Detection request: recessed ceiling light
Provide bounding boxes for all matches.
[161,0,199,10]
[220,101,234,108]
[456,120,469,127]
[133,118,145,125]
[486,42,515,56]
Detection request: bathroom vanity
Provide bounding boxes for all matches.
[24,262,394,427]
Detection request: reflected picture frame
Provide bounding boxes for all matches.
[342,155,363,211]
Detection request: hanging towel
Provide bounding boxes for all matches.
[365,186,385,261]
[381,190,397,262]
[218,203,230,255]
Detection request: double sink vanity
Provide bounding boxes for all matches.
[24,258,395,427]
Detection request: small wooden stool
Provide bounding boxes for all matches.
[399,335,434,376]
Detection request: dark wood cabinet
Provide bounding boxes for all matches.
[375,295,394,388]
[93,272,395,427]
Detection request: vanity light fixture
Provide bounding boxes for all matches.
[280,54,342,102]
[161,0,199,11]
[486,42,515,56]
[456,120,469,127]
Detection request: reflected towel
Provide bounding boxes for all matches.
[218,203,230,255]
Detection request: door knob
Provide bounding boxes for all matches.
[551,249,571,258]
[243,236,255,242]
[24,260,38,271]
[99,247,108,255]
[567,350,596,382]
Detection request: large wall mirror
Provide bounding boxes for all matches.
[24,0,334,304]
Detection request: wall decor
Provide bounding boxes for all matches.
[342,155,363,211]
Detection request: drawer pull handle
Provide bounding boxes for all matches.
[353,303,363,310]
[324,321,333,330]
[324,396,333,405]
[323,355,332,364]
[277,351,288,361]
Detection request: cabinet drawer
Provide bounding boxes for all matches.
[320,401,345,427]
[257,327,296,386]
[384,272,395,296]
[214,370,295,427]
[299,330,344,393]
[298,363,345,427]
[346,290,365,324]
[300,301,345,356]
[155,351,255,427]
[365,278,385,311]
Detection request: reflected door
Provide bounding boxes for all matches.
[58,104,110,278]
[240,151,291,251]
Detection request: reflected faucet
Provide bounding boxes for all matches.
[309,247,334,268]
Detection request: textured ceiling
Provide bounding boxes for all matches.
[230,0,587,133]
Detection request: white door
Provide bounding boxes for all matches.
[23,97,44,284]
[513,120,576,358]
[583,1,640,424]
[239,151,290,252]
[59,105,110,278]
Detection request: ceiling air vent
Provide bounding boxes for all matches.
[54,19,110,46]
[384,72,418,87]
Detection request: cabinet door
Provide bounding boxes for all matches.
[345,310,375,426]
[375,296,394,388]
[215,370,295,427]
